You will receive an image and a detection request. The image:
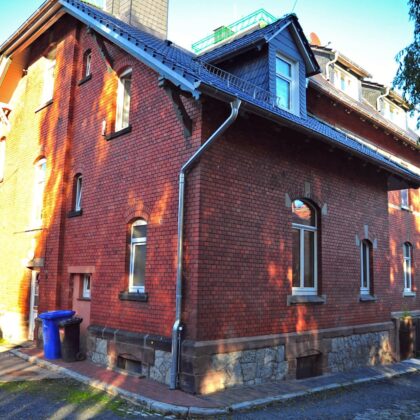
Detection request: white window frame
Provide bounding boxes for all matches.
[115,68,132,131]
[74,174,83,212]
[0,138,5,182]
[129,219,147,293]
[85,51,92,77]
[292,201,318,296]
[401,189,409,210]
[333,66,359,100]
[275,54,299,115]
[82,274,91,299]
[41,56,56,104]
[403,243,413,294]
[32,158,47,227]
[360,240,372,295]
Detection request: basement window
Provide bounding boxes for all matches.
[117,356,143,375]
[296,354,323,379]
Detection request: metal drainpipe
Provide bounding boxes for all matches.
[325,50,339,81]
[376,86,390,112]
[169,98,242,390]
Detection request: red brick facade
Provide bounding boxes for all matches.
[0,8,418,393]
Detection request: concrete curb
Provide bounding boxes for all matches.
[9,348,420,418]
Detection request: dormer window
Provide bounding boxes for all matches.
[275,55,299,114]
[381,98,406,129]
[333,67,359,100]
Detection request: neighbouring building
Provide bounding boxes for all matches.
[0,0,418,394]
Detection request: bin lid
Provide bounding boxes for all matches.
[58,317,83,327]
[39,310,75,320]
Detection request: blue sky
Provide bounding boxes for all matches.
[0,0,414,86]
[0,0,415,117]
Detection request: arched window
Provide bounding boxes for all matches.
[83,50,92,78]
[115,68,132,131]
[33,158,47,226]
[0,137,5,182]
[129,219,147,293]
[292,199,318,295]
[74,173,83,212]
[360,239,373,295]
[404,242,413,293]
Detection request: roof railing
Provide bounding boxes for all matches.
[192,9,277,54]
[197,60,284,110]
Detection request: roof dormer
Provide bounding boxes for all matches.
[197,12,320,118]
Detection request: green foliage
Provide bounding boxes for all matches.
[393,0,420,127]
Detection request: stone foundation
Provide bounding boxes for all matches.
[180,321,396,394]
[328,331,393,372]
[209,345,288,387]
[87,326,172,386]
[88,322,396,394]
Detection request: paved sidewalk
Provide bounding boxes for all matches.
[10,346,420,417]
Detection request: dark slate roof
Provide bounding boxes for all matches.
[59,0,420,184]
[201,13,320,76]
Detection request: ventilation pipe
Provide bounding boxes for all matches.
[325,50,339,81]
[169,98,242,390]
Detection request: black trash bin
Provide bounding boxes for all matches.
[59,317,84,362]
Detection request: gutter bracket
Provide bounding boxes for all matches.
[90,31,114,73]
[159,77,193,139]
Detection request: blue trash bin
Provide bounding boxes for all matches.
[39,310,75,359]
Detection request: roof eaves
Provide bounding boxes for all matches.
[60,0,200,98]
[309,77,419,148]
[197,81,420,186]
[0,0,62,57]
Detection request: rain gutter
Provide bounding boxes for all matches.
[169,98,241,389]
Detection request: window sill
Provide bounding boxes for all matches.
[67,209,83,218]
[359,294,377,302]
[77,297,91,302]
[78,74,92,86]
[35,99,53,113]
[105,125,132,141]
[403,291,416,297]
[119,291,148,302]
[287,294,326,305]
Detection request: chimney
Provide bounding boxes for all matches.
[105,0,168,39]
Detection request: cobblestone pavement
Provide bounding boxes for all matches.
[230,372,420,420]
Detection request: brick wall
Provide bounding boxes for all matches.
[192,98,411,341]
[48,23,202,338]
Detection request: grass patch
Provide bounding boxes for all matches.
[0,379,132,416]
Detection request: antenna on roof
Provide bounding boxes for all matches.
[291,0,298,12]
[309,32,321,46]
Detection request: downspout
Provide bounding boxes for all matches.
[376,86,390,112]
[170,98,242,390]
[325,50,338,81]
